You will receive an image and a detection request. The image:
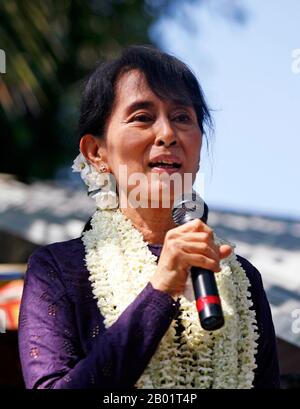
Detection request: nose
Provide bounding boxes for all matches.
[154,118,177,147]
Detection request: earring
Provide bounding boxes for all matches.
[99,162,108,173]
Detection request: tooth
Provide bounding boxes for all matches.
[149,159,180,166]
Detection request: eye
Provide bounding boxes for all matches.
[173,113,192,123]
[132,113,153,123]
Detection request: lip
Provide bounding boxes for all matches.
[148,154,182,168]
[149,166,181,175]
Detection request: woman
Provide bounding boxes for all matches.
[18,45,280,389]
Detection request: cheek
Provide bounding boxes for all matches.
[184,133,202,165]
[125,132,149,152]
[112,131,148,159]
[107,137,150,184]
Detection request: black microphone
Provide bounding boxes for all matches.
[172,191,224,331]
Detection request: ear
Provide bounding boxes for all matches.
[79,134,110,172]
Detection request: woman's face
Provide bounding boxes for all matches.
[98,69,202,206]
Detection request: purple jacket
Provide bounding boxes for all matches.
[18,237,280,389]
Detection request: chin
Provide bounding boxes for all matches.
[147,182,177,208]
[120,172,193,209]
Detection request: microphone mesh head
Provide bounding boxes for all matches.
[172,191,208,225]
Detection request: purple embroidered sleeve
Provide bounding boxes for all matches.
[18,243,179,389]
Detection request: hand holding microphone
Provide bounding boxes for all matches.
[150,192,232,331]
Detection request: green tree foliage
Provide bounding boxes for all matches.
[0,0,161,180]
[0,0,246,181]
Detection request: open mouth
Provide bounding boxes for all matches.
[148,160,182,169]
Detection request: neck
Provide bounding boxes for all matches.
[120,206,176,245]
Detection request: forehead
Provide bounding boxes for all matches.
[114,70,156,106]
[113,69,191,110]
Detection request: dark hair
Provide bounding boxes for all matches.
[78,45,212,140]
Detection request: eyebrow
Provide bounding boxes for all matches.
[125,100,155,115]
[124,99,193,116]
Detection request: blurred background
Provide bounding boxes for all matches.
[0,0,299,388]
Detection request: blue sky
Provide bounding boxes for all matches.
[152,0,300,219]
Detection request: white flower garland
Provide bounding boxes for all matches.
[82,209,259,389]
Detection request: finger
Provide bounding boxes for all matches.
[185,253,221,272]
[174,232,217,247]
[179,240,220,260]
[219,245,232,259]
[173,218,214,235]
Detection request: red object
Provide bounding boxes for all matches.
[0,280,24,330]
[196,295,221,313]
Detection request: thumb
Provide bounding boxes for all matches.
[219,244,232,259]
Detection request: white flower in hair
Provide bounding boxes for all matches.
[91,190,119,209]
[72,153,91,180]
[85,172,108,192]
[72,152,119,209]
[72,152,105,190]
[72,152,88,172]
